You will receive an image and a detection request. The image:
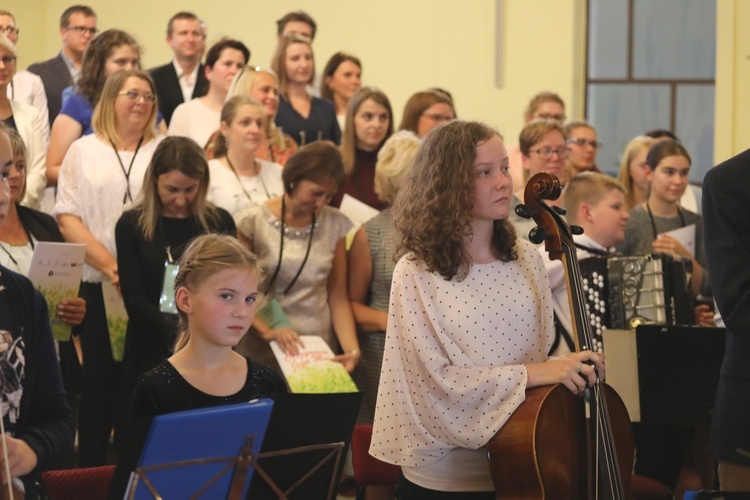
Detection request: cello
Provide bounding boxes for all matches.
[487,172,634,499]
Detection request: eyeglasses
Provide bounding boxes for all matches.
[534,113,566,122]
[0,55,16,66]
[567,138,602,149]
[118,90,156,103]
[66,26,98,36]
[0,26,18,36]
[421,113,454,123]
[529,146,569,160]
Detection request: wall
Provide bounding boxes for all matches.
[6,0,586,152]
[715,0,750,164]
[13,0,745,165]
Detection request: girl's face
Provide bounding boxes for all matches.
[646,154,690,204]
[220,104,264,154]
[177,267,259,348]
[628,148,650,194]
[114,76,155,130]
[250,72,280,118]
[326,60,361,102]
[104,44,139,78]
[471,135,512,224]
[284,43,313,85]
[289,178,339,217]
[5,153,25,204]
[354,98,389,152]
[156,170,200,218]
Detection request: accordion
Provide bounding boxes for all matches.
[578,254,693,337]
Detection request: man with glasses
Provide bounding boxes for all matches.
[150,12,208,126]
[0,10,48,131]
[27,5,97,127]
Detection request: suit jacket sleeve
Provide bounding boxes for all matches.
[703,152,750,376]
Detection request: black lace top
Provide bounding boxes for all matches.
[129,357,288,418]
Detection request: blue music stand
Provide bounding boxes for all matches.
[124,399,274,499]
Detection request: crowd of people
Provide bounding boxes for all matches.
[0,4,746,497]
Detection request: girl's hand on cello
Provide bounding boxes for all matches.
[526,351,605,395]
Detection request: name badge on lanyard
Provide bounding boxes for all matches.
[159,246,179,314]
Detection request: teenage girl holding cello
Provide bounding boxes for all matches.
[369,120,607,498]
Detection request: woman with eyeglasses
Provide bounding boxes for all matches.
[508,119,569,240]
[46,29,159,188]
[272,34,341,146]
[0,34,48,211]
[398,89,456,138]
[565,121,602,174]
[54,69,163,466]
[0,10,49,131]
[205,66,297,165]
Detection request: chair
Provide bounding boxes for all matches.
[42,465,115,500]
[351,424,400,498]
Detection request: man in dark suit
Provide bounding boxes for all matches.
[703,149,750,491]
[150,12,209,126]
[27,5,97,127]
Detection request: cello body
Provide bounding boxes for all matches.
[487,384,633,499]
[487,172,634,499]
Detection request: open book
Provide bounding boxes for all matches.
[270,337,358,394]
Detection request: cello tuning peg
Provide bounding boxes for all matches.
[552,205,567,215]
[570,225,584,235]
[515,204,534,219]
[528,226,547,245]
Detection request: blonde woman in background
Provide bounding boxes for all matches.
[208,96,285,216]
[616,135,655,211]
[205,66,297,165]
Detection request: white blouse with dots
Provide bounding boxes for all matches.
[369,238,555,492]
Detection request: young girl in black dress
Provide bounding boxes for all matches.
[130,234,287,418]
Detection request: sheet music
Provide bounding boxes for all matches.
[658,223,695,257]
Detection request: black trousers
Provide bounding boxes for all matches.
[77,282,119,466]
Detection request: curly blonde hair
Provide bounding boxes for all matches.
[392,120,517,281]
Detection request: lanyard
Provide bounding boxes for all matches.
[109,136,144,204]
[0,243,19,271]
[265,194,315,295]
[158,216,197,264]
[646,202,686,240]
[226,155,270,201]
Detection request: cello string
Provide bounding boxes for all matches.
[564,235,625,499]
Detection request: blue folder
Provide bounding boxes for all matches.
[127,398,274,499]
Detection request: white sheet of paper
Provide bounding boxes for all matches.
[659,223,695,257]
[339,194,379,228]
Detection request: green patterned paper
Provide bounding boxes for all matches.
[26,242,86,341]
